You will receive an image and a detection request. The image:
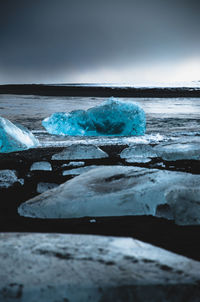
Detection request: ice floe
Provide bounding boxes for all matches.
[0,116,39,153]
[42,97,146,136]
[37,182,59,194]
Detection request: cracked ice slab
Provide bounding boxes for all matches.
[42,97,146,136]
[0,116,39,153]
[0,233,200,302]
[18,166,200,224]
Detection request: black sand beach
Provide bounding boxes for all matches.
[1,84,200,97]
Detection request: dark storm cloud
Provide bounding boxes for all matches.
[0,0,200,83]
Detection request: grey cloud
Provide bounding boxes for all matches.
[0,0,200,83]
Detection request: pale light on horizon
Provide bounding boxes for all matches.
[67,57,200,86]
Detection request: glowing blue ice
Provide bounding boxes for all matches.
[42,98,146,136]
[0,116,40,153]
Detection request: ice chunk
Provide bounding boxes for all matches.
[63,165,98,176]
[0,170,20,188]
[0,116,39,153]
[165,186,200,225]
[62,161,85,168]
[120,144,157,163]
[90,219,96,223]
[154,143,200,161]
[52,144,108,160]
[42,97,146,136]
[18,166,200,221]
[125,157,152,163]
[37,182,59,194]
[30,161,52,171]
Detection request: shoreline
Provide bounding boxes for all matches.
[1,84,200,97]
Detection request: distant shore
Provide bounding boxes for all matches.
[1,84,200,97]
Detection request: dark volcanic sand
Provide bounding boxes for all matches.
[1,84,200,97]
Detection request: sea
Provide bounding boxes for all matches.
[0,83,200,149]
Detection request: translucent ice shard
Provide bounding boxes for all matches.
[42,97,146,136]
[0,116,39,153]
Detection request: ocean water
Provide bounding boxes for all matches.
[0,94,200,147]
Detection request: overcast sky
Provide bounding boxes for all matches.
[1,0,200,84]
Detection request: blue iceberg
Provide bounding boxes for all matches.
[42,98,146,136]
[0,116,40,153]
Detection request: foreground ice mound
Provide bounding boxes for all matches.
[1,233,200,302]
[0,117,39,153]
[42,97,146,136]
[18,166,200,224]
